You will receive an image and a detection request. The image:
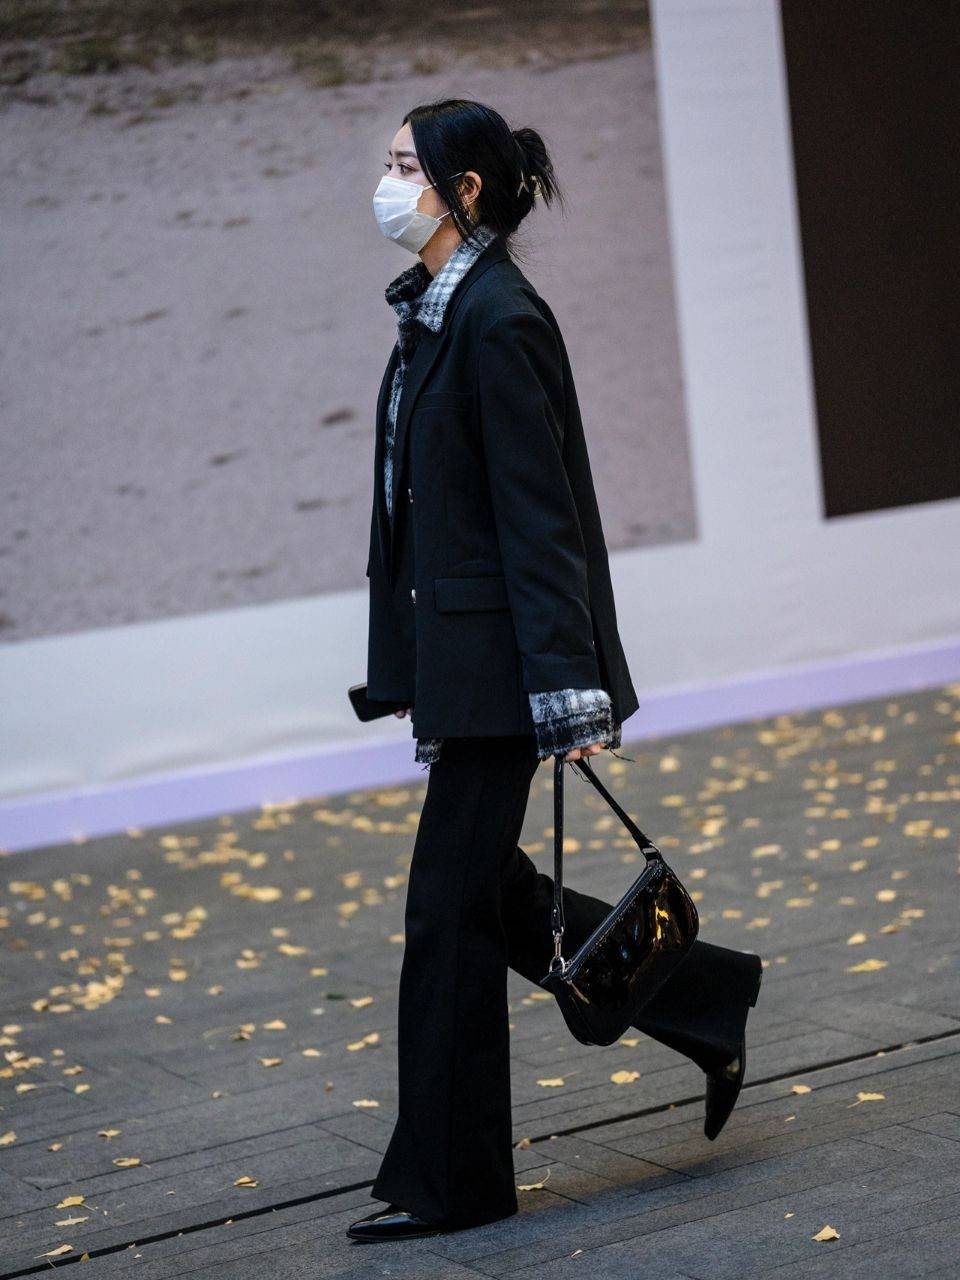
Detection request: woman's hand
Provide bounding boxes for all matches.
[563,741,605,762]
[394,705,413,718]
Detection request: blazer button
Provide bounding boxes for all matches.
[410,587,416,604]
[407,486,414,502]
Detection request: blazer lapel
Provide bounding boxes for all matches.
[388,326,444,529]
[373,341,399,583]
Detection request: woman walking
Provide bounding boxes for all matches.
[348,99,763,1242]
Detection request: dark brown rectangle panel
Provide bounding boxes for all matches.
[779,1,960,517]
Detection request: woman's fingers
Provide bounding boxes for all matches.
[393,706,412,718]
[562,741,605,762]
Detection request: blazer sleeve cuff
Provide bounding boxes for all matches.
[529,687,616,761]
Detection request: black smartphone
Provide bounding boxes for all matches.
[348,682,409,722]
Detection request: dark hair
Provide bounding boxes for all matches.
[402,98,564,257]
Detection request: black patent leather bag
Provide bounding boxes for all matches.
[540,754,700,1047]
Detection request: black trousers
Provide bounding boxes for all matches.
[370,735,763,1228]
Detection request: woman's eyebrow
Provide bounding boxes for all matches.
[387,149,419,161]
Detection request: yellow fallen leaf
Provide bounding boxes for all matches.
[346,1032,380,1051]
[850,1091,885,1106]
[610,1070,641,1085]
[812,1224,840,1241]
[0,1131,15,1147]
[790,1084,812,1095]
[537,1077,565,1088]
[517,1172,550,1191]
[113,1157,141,1168]
[249,886,282,902]
[846,958,888,973]
[752,844,782,858]
[258,1057,283,1068]
[55,1216,88,1227]
[846,932,867,945]
[98,1129,120,1139]
[262,1019,286,1031]
[234,1175,259,1187]
[56,1195,85,1208]
[352,1098,380,1108]
[349,996,374,1008]
[37,1245,73,1258]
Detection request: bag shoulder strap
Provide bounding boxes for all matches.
[551,754,661,948]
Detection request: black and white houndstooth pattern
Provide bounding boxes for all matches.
[382,223,621,766]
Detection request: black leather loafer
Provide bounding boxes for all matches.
[346,1204,445,1241]
[703,962,763,1141]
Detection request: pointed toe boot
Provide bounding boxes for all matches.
[703,961,763,1141]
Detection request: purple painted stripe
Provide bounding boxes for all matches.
[2,636,959,855]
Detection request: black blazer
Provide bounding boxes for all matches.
[364,233,639,741]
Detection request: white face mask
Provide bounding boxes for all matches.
[372,171,465,254]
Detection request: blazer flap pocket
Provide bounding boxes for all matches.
[434,574,510,612]
[418,390,473,410]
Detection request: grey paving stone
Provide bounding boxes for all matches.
[752,1201,960,1279]
[425,1139,899,1272]
[906,1111,960,1140]
[0,1131,374,1271]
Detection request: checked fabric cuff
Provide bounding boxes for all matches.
[414,736,443,765]
[529,687,618,761]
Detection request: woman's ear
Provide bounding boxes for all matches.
[459,170,482,209]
